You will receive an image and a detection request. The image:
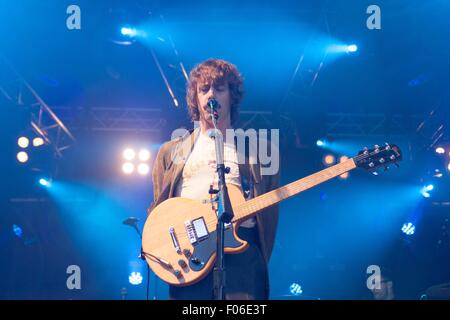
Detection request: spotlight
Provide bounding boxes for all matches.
[123,148,136,161]
[434,169,442,178]
[128,272,143,285]
[339,172,349,180]
[33,137,44,147]
[137,163,150,176]
[39,178,51,187]
[421,191,431,198]
[323,154,336,166]
[447,162,450,172]
[401,222,415,235]
[138,149,150,161]
[435,147,445,154]
[17,136,29,148]
[347,44,358,53]
[339,156,349,163]
[421,185,432,198]
[17,151,29,163]
[12,224,23,238]
[121,26,137,37]
[316,139,325,147]
[122,162,135,175]
[289,283,303,296]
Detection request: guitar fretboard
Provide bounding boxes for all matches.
[233,159,357,222]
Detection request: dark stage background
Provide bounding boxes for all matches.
[1,0,449,300]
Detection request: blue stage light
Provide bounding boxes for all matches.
[39,178,51,187]
[316,139,325,147]
[121,27,137,37]
[421,184,434,198]
[401,222,415,235]
[347,44,358,53]
[289,283,303,296]
[421,191,430,198]
[129,272,143,285]
[13,224,23,238]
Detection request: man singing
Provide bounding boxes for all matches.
[149,58,279,299]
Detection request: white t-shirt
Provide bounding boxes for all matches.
[175,131,256,228]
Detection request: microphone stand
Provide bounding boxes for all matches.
[208,105,234,300]
[123,217,156,300]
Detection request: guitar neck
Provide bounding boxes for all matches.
[233,159,357,223]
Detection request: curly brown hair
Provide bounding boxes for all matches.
[186,58,243,125]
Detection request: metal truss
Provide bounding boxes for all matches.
[0,56,76,158]
[325,113,424,139]
[414,93,450,150]
[51,106,166,133]
[237,110,298,147]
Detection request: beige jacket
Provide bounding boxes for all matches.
[147,128,280,263]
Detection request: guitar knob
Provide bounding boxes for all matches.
[183,249,192,258]
[178,259,188,269]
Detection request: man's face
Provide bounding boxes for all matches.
[196,79,231,125]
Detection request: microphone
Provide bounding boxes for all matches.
[207,98,220,120]
[123,217,142,238]
[207,98,220,112]
[123,217,139,226]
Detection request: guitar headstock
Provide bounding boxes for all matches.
[354,143,402,172]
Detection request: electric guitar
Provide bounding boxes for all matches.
[141,143,402,286]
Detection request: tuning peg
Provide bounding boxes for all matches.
[374,145,380,153]
[369,162,375,168]
[363,147,369,155]
[379,158,385,163]
[385,143,391,150]
[390,155,396,160]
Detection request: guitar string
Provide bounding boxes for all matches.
[149,149,399,240]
